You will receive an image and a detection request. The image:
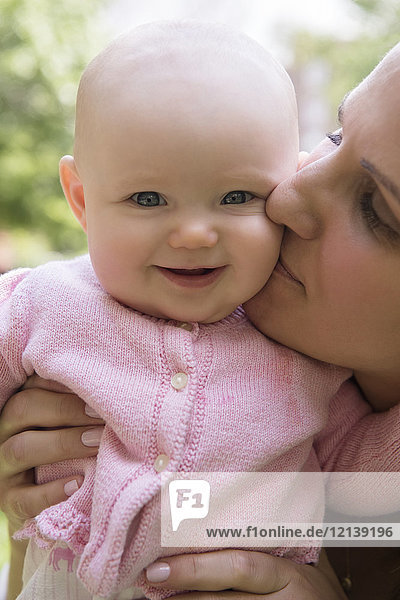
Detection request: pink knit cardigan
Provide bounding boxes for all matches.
[1,256,399,598]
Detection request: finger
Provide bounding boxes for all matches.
[0,426,103,476]
[21,374,73,393]
[168,593,259,600]
[145,551,290,593]
[173,580,344,600]
[2,476,84,525]
[0,388,104,440]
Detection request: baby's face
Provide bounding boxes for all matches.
[69,51,298,323]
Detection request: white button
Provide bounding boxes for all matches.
[154,454,169,473]
[171,372,188,390]
[177,322,193,331]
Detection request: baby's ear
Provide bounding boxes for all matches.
[59,155,87,232]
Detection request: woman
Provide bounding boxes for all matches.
[1,42,400,599]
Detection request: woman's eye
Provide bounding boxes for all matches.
[360,187,400,244]
[326,130,343,146]
[221,191,252,205]
[130,191,165,207]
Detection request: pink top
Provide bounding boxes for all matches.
[1,256,399,598]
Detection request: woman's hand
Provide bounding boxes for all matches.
[0,374,105,600]
[0,374,104,533]
[145,550,348,599]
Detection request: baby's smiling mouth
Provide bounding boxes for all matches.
[166,267,215,276]
[156,266,226,288]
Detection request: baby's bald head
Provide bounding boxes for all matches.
[73,20,297,175]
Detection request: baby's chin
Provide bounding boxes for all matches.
[153,308,235,324]
[129,302,238,325]
[108,286,240,323]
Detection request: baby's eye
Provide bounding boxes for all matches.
[130,191,166,207]
[221,191,252,205]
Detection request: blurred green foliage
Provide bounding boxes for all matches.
[0,512,9,569]
[0,0,109,266]
[0,0,110,564]
[291,0,400,129]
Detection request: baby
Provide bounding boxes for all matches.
[0,20,396,600]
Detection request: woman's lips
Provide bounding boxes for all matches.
[157,266,226,288]
[274,258,304,286]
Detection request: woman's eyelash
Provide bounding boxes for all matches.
[360,190,400,244]
[326,131,343,146]
[360,191,381,229]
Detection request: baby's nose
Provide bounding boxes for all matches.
[168,220,218,249]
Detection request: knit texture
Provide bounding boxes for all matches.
[1,256,397,598]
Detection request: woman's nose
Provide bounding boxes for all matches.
[168,218,218,249]
[266,166,323,240]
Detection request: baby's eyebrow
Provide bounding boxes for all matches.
[222,170,277,189]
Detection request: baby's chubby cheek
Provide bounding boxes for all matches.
[242,219,283,292]
[241,218,283,329]
[262,214,283,269]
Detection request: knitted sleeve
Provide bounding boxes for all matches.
[0,262,97,553]
[0,268,32,408]
[314,379,400,515]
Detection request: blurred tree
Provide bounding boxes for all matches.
[290,0,399,131]
[0,0,109,265]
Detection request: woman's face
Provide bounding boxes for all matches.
[244,44,400,379]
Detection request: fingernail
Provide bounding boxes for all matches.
[81,427,103,447]
[146,562,170,583]
[84,404,101,419]
[64,480,79,497]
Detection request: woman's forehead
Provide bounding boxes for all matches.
[345,46,400,123]
[338,47,400,197]
[361,44,400,97]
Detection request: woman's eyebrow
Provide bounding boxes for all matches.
[361,158,400,204]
